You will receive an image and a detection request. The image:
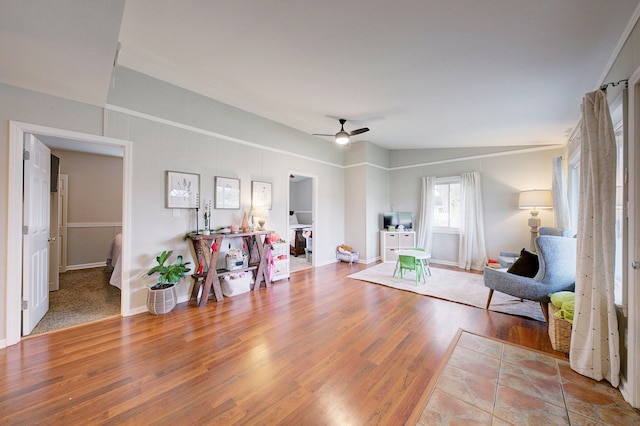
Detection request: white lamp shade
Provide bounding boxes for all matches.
[518,189,553,209]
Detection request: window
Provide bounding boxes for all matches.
[613,107,625,307]
[434,177,461,230]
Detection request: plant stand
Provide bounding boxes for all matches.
[147,285,178,315]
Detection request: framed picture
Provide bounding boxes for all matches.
[215,176,241,209]
[252,181,272,209]
[166,171,200,208]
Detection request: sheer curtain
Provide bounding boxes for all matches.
[457,172,488,270]
[552,156,571,231]
[416,176,435,252]
[570,89,620,387]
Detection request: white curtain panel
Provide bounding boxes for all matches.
[552,156,572,231]
[457,171,488,270]
[416,176,435,252]
[570,89,620,387]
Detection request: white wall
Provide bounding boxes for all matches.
[344,141,390,262]
[104,67,347,310]
[388,146,565,262]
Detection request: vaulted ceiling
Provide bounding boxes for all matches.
[2,0,639,150]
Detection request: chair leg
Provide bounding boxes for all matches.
[424,259,431,276]
[485,289,494,309]
[540,302,550,323]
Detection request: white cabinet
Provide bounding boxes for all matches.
[380,231,416,262]
[271,242,290,281]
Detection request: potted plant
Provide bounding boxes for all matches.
[146,250,191,315]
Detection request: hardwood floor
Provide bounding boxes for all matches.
[0,262,563,425]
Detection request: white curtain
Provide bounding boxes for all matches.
[551,156,572,231]
[457,172,488,270]
[416,176,435,252]
[570,89,620,387]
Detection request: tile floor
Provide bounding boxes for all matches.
[418,331,640,425]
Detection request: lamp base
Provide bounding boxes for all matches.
[257,219,266,231]
[528,216,541,252]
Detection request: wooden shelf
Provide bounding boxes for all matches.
[216,265,258,277]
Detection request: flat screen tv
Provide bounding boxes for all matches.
[383,212,412,230]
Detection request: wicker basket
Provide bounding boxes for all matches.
[147,285,178,315]
[548,303,572,353]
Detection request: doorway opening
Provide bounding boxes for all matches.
[6,121,132,346]
[288,172,316,273]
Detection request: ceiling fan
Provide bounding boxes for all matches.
[313,118,369,145]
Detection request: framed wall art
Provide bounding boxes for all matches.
[166,171,200,208]
[251,181,272,209]
[215,176,241,209]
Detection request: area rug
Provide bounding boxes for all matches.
[407,330,639,425]
[347,262,545,322]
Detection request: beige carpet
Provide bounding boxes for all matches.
[30,267,121,335]
[290,254,312,272]
[348,262,545,322]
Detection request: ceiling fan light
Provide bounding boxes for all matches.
[335,131,350,144]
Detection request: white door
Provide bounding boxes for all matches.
[22,134,51,335]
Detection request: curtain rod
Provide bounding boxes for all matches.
[600,79,628,90]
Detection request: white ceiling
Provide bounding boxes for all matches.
[2,1,639,150]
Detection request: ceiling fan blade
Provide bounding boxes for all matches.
[349,127,370,136]
[312,133,334,137]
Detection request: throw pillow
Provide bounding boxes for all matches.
[507,248,539,278]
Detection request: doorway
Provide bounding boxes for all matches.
[32,147,123,335]
[6,121,132,347]
[288,172,316,272]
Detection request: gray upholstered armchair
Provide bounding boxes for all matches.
[484,234,576,322]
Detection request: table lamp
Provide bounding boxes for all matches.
[251,206,270,231]
[519,189,553,251]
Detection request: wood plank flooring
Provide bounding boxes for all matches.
[0,262,563,425]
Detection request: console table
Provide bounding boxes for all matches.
[187,230,273,306]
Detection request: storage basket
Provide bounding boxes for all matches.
[221,272,252,297]
[548,303,572,353]
[336,251,359,264]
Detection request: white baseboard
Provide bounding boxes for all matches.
[65,262,107,271]
[316,258,338,267]
[127,305,149,316]
[431,259,458,267]
[0,338,6,349]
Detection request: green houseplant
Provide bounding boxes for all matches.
[146,250,191,315]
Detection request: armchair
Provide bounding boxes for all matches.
[484,235,576,322]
